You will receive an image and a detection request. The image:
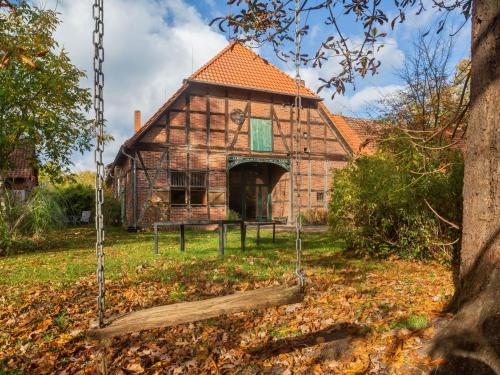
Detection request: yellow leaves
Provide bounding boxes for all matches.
[36,318,52,331]
[345,356,370,374]
[125,362,145,373]
[0,229,455,374]
[19,54,37,69]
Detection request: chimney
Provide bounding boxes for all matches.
[300,79,305,87]
[134,110,141,133]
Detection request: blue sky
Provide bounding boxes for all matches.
[40,0,470,171]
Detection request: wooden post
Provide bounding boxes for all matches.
[272,223,276,243]
[256,223,260,246]
[218,221,224,256]
[154,223,159,255]
[224,224,228,247]
[240,221,246,251]
[180,224,185,252]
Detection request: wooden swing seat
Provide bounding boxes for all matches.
[88,285,303,340]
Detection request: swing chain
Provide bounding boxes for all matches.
[294,0,305,289]
[93,0,105,328]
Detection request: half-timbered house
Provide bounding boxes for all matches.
[109,42,374,228]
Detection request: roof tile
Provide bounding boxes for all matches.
[189,42,318,98]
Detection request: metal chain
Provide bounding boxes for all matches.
[294,0,305,289]
[93,0,105,328]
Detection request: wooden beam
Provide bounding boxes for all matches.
[88,285,303,340]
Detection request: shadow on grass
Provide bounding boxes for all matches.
[247,323,362,360]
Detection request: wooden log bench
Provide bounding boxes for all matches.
[88,284,303,339]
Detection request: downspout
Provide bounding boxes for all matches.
[121,147,139,231]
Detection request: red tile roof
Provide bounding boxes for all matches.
[189,42,318,99]
[320,102,380,155]
[119,42,381,161]
[7,148,36,179]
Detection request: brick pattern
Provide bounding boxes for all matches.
[117,88,352,227]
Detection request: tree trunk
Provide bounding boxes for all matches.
[431,1,499,373]
[0,169,8,219]
[459,0,499,307]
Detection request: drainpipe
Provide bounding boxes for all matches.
[121,147,139,232]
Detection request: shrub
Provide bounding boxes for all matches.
[226,209,241,221]
[55,183,94,222]
[329,131,463,262]
[0,186,65,254]
[103,194,121,226]
[300,208,327,225]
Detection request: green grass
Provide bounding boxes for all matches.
[0,226,346,289]
[390,314,429,331]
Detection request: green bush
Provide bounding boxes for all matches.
[329,131,463,262]
[226,209,241,220]
[54,183,121,226]
[0,186,65,253]
[103,194,121,226]
[55,183,94,221]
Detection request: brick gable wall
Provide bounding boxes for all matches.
[112,83,351,227]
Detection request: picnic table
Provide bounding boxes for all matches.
[153,220,284,256]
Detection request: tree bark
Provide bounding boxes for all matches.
[431,2,499,373]
[459,0,499,307]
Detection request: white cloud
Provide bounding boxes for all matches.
[325,84,403,116]
[45,0,227,171]
[284,38,405,117]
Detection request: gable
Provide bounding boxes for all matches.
[189,42,318,99]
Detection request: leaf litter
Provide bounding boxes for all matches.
[0,233,453,374]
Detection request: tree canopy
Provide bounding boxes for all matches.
[212,0,471,96]
[0,2,92,180]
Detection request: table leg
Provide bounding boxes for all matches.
[154,224,158,255]
[218,222,224,256]
[180,224,185,252]
[240,222,246,251]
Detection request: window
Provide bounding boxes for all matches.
[170,171,187,187]
[317,192,324,202]
[171,189,186,205]
[190,190,207,205]
[170,171,208,206]
[250,118,272,152]
[190,172,207,188]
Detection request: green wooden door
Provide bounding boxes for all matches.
[251,118,272,152]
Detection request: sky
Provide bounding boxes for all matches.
[40,0,471,172]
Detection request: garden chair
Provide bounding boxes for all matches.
[80,210,91,225]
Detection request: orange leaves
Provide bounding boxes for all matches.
[0,230,454,374]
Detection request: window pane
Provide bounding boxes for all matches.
[190,190,206,205]
[251,118,272,151]
[317,192,324,202]
[171,189,186,205]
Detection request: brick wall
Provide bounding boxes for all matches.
[115,83,351,227]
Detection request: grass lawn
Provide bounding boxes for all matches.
[0,226,454,374]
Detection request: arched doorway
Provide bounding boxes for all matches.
[228,162,288,221]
